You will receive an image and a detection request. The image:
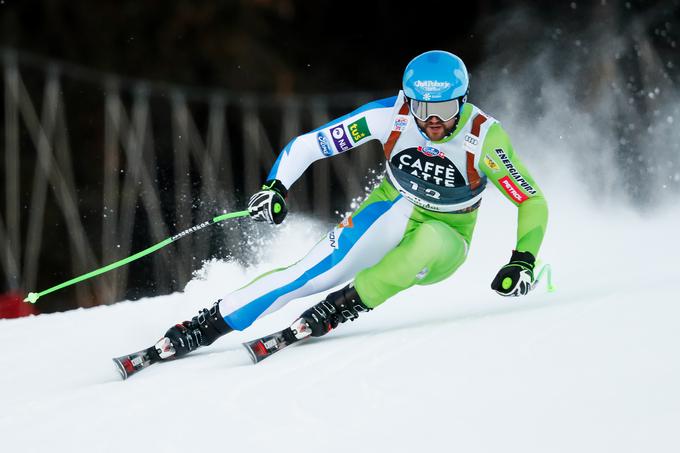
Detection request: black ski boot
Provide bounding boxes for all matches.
[154,301,233,360]
[240,284,372,363]
[298,283,371,337]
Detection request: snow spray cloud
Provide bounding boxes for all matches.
[472,3,680,208]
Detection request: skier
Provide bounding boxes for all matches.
[149,50,549,361]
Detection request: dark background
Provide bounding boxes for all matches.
[1,0,679,313]
[1,0,494,94]
[2,1,678,98]
[6,0,669,94]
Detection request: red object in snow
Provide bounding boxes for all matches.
[0,292,38,319]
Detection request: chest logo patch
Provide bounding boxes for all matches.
[464,134,479,146]
[391,147,465,188]
[417,145,446,159]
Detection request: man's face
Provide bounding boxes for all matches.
[415,116,457,141]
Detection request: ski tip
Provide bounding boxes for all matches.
[112,357,130,380]
[242,342,259,364]
[242,341,267,364]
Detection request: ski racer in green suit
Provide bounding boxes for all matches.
[151,50,549,361]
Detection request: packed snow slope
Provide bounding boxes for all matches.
[1,158,679,452]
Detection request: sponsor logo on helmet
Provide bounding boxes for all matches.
[317,131,332,156]
[392,115,410,132]
[330,125,353,152]
[417,145,446,159]
[413,80,451,91]
[348,117,371,143]
[494,148,537,195]
[484,155,501,172]
[498,176,528,203]
[414,80,452,101]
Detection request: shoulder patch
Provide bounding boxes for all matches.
[329,124,353,153]
[316,131,333,156]
[349,117,371,143]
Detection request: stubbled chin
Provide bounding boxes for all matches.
[427,126,444,141]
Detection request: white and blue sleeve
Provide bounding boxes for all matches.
[267,94,401,189]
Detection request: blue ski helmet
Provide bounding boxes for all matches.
[402,50,469,103]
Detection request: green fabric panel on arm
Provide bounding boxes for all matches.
[479,123,548,257]
[516,196,548,256]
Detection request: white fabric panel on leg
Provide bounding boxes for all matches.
[219,196,411,330]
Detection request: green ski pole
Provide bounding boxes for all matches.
[24,210,250,304]
[532,262,556,293]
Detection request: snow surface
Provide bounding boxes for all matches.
[1,162,679,452]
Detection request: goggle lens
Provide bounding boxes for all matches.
[409,98,461,122]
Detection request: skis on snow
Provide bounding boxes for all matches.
[242,318,312,363]
[113,318,313,379]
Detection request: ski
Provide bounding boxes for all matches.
[112,337,174,380]
[243,318,312,363]
[243,328,300,363]
[115,318,314,378]
[113,348,159,379]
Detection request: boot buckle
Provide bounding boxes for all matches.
[155,337,176,359]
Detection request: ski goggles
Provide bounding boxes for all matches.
[408,97,462,122]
